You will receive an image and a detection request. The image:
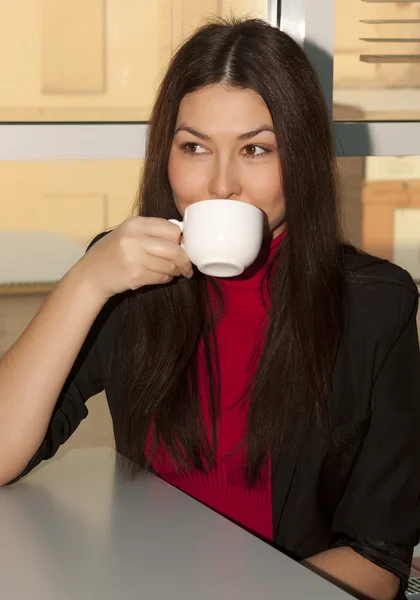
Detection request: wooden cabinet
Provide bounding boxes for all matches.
[0,0,267,122]
[0,160,142,286]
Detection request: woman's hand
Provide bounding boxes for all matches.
[74,217,193,301]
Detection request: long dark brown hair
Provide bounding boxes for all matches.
[112,17,344,485]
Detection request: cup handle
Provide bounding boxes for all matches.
[169,218,184,232]
[169,219,185,249]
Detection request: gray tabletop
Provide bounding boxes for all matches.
[0,448,351,599]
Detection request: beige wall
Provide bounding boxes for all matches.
[0,0,267,122]
[0,160,142,246]
[0,1,167,121]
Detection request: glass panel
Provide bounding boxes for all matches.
[0,0,271,123]
[334,0,420,121]
[0,159,142,295]
[339,154,420,330]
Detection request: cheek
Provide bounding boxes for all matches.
[168,151,204,209]
[245,164,284,215]
[167,151,183,198]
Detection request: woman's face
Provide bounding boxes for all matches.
[168,84,285,238]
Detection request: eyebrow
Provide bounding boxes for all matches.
[173,125,275,141]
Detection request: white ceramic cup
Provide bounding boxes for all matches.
[169,199,264,277]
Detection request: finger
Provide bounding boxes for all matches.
[142,253,182,277]
[130,267,175,290]
[129,216,183,244]
[143,237,193,278]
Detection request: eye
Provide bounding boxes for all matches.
[242,144,269,158]
[181,142,207,155]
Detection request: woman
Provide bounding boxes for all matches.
[0,18,419,600]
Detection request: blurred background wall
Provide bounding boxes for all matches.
[0,0,419,470]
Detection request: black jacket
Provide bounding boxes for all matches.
[8,247,420,597]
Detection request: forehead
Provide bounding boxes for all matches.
[175,84,273,133]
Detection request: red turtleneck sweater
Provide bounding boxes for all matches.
[146,231,286,541]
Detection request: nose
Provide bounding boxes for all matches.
[207,156,242,200]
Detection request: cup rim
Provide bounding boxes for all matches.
[186,199,263,216]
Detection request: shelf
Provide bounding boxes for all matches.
[360,54,420,63]
[360,38,420,42]
[0,284,54,295]
[361,19,420,24]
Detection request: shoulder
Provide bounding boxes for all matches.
[340,248,418,370]
[343,247,418,320]
[332,249,419,417]
[343,246,416,289]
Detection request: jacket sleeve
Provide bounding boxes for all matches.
[6,232,115,484]
[331,284,420,587]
